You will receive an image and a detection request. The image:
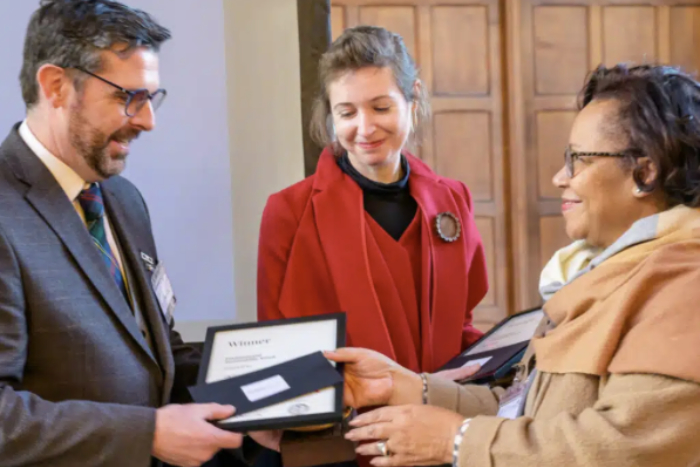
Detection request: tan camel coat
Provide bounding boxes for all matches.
[428,206,700,466]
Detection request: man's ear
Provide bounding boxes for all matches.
[35,64,73,109]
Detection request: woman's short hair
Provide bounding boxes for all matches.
[309,25,430,152]
[579,64,700,207]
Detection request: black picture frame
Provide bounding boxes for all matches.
[196,312,347,432]
[437,307,545,385]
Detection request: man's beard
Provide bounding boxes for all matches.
[68,103,140,180]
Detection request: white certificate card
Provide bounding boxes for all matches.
[204,319,340,423]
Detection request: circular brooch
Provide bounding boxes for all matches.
[435,212,461,242]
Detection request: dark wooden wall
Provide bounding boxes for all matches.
[297,0,332,176]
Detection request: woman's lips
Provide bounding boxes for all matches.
[562,199,581,212]
[357,139,385,150]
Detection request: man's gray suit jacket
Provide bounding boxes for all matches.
[0,123,202,466]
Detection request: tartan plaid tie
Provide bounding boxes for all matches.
[77,183,129,303]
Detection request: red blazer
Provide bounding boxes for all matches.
[257,149,488,372]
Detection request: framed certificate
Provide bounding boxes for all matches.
[194,313,347,432]
[437,307,545,384]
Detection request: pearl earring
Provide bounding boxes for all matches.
[635,187,642,194]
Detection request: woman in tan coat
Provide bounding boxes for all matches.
[324,64,700,467]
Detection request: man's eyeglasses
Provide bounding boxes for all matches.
[564,145,638,178]
[71,66,167,117]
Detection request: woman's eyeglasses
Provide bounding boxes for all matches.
[564,145,637,178]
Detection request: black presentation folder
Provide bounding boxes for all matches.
[437,307,545,385]
[186,313,348,432]
[188,351,342,416]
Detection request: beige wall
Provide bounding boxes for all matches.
[225,0,306,321]
[178,0,305,342]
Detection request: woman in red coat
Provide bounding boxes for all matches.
[257,25,488,374]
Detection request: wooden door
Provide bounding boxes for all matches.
[329,0,700,327]
[507,0,700,311]
[331,0,510,331]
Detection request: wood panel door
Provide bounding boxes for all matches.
[507,0,700,311]
[331,0,510,330]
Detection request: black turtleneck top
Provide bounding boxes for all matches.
[337,153,418,241]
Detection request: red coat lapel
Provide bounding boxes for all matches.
[407,155,471,369]
[310,150,398,360]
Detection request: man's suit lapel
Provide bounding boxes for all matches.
[3,127,158,367]
[102,186,175,401]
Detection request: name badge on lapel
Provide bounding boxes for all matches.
[141,252,156,271]
[151,261,176,325]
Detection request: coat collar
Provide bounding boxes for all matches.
[18,120,86,202]
[311,147,441,191]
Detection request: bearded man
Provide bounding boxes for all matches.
[0,1,276,466]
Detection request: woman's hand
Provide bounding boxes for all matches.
[344,405,465,466]
[432,364,482,381]
[324,348,482,408]
[323,348,422,408]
